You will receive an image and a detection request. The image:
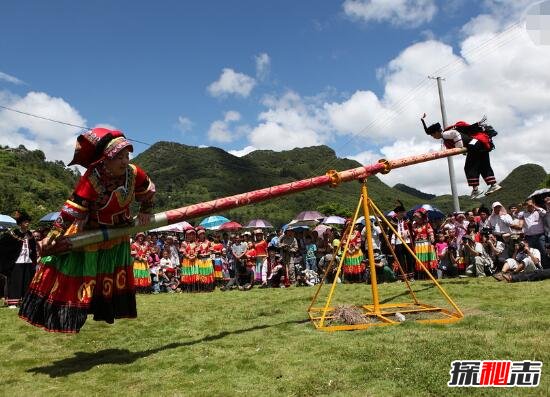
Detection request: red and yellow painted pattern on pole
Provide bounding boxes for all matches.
[51,147,466,255]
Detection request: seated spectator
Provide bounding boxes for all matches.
[220,240,254,292]
[260,246,285,288]
[365,250,396,283]
[501,239,541,274]
[461,235,493,277]
[480,229,505,271]
[494,268,550,282]
[317,253,340,283]
[160,249,176,277]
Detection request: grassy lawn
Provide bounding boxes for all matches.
[1,278,549,396]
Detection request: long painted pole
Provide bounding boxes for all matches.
[51,147,467,255]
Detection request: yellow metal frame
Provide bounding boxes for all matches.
[308,180,464,332]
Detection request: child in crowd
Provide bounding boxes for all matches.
[148,246,161,293]
[212,249,225,287]
[304,235,317,272]
[160,249,175,277]
[221,248,231,281]
[435,233,449,279]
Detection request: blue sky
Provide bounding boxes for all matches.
[1,1,549,194]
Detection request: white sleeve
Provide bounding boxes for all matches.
[442,130,463,148]
[261,258,268,282]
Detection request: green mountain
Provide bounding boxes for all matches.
[393,183,436,201]
[131,142,421,226]
[0,145,78,224]
[0,142,546,228]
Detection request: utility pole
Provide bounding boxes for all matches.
[430,76,460,213]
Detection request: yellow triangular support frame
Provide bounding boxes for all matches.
[308,180,464,331]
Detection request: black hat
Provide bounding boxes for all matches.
[393,200,405,213]
[267,245,279,253]
[14,210,31,225]
[421,117,442,135]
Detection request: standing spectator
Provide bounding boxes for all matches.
[543,196,550,268]
[342,223,365,283]
[0,211,37,308]
[131,233,152,291]
[518,199,547,267]
[304,235,317,271]
[253,229,268,284]
[180,228,199,292]
[435,233,449,279]
[279,229,298,286]
[163,236,180,271]
[195,227,215,292]
[390,203,415,276]
[486,202,513,239]
[411,208,437,279]
[148,246,161,294]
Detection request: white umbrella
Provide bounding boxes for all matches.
[0,214,16,227]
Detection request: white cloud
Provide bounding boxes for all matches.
[229,145,257,157]
[207,111,245,143]
[248,91,329,151]
[255,53,271,81]
[0,91,86,164]
[175,116,193,133]
[0,71,24,85]
[343,0,438,28]
[207,68,256,98]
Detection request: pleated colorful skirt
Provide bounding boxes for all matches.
[18,236,136,333]
[414,240,438,271]
[133,259,151,288]
[343,250,365,282]
[212,258,224,282]
[180,257,214,292]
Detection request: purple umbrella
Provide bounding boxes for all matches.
[244,219,273,229]
[294,211,325,221]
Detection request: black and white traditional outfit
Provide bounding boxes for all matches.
[421,116,501,199]
[0,211,37,307]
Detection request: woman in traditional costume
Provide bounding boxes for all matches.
[195,227,215,291]
[0,210,38,308]
[411,208,437,279]
[342,222,365,283]
[18,128,155,333]
[180,227,199,291]
[131,232,152,290]
[211,233,224,285]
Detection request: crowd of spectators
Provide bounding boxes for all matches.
[127,196,550,293]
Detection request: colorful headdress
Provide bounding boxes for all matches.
[68,128,133,168]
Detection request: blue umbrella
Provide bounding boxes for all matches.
[0,214,16,227]
[199,215,230,230]
[40,211,60,223]
[406,204,445,221]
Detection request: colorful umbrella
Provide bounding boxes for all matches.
[39,211,60,223]
[314,224,330,235]
[244,219,273,229]
[150,221,192,233]
[355,215,376,225]
[219,221,242,231]
[199,215,230,230]
[406,204,445,221]
[322,215,346,225]
[0,214,16,227]
[294,210,325,221]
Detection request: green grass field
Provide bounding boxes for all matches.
[1,278,549,396]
